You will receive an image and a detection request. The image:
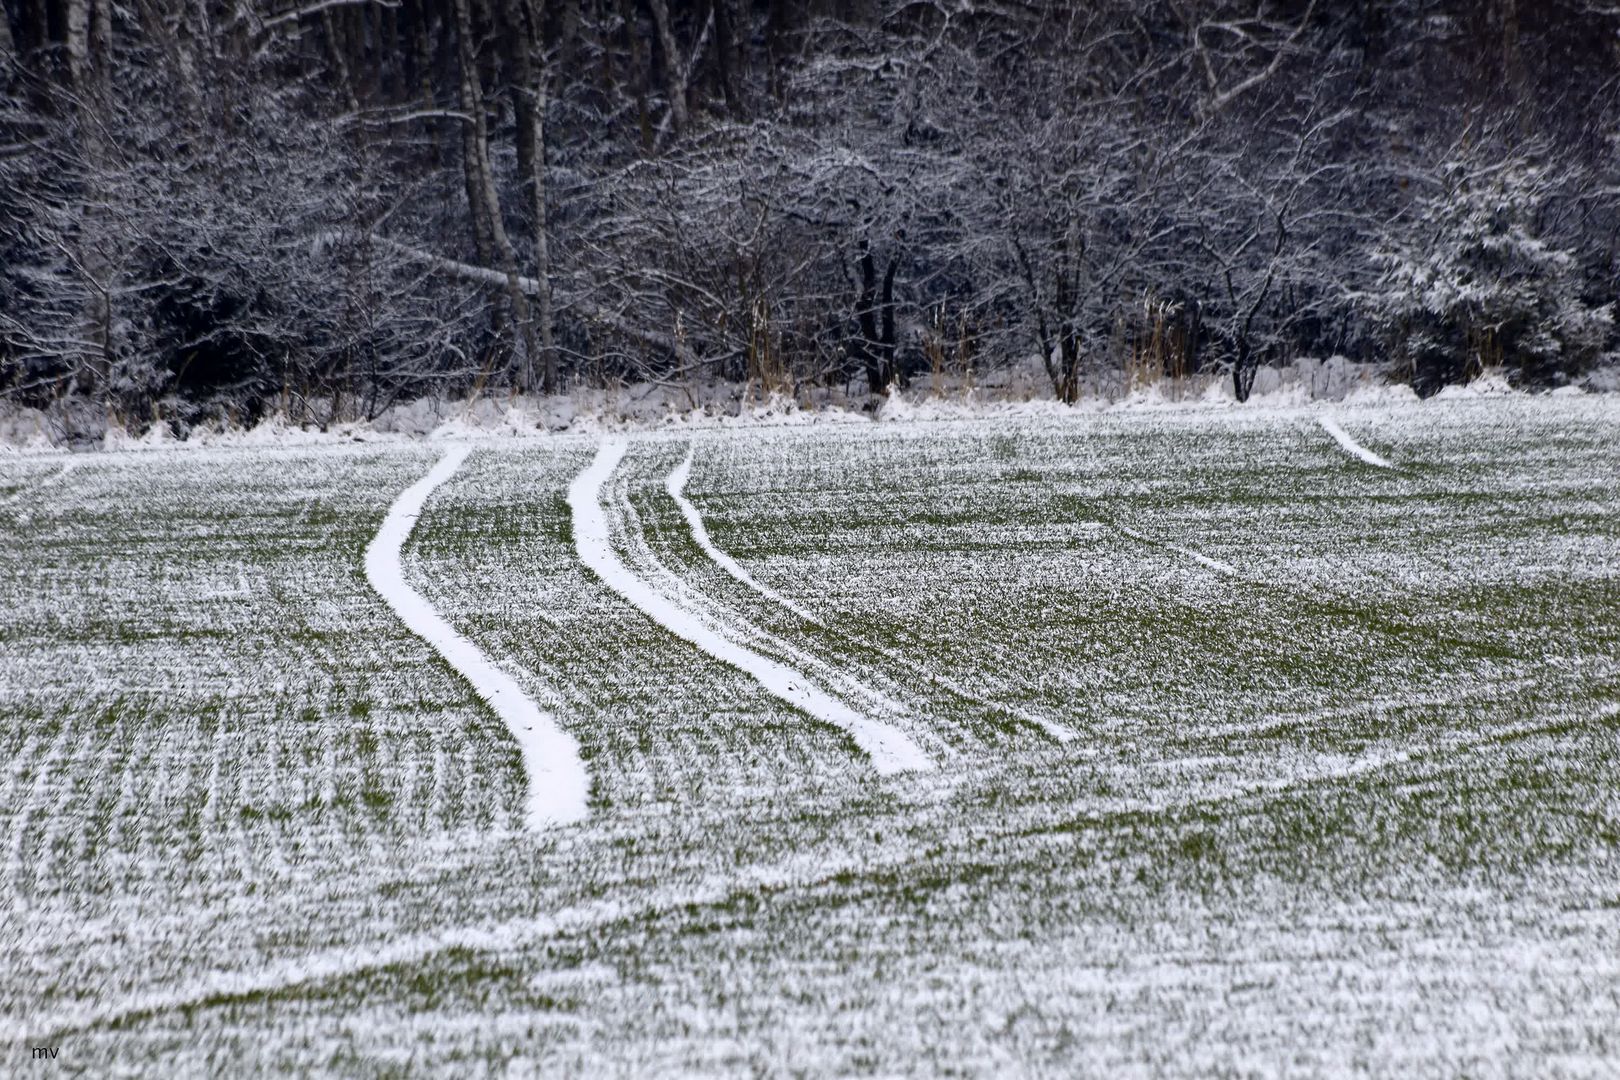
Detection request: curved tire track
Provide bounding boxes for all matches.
[366,445,588,830]
[570,439,932,775]
[668,443,1074,744]
[1111,523,1241,578]
[666,449,823,626]
[1319,415,1394,469]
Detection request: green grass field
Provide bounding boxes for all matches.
[2,395,1618,1076]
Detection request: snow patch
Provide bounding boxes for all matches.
[1433,370,1518,400]
[1584,362,1620,393]
[1,359,1479,452]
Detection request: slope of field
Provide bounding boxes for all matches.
[1,396,1617,1076]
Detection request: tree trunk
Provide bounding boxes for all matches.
[20,0,51,61]
[520,0,557,391]
[322,7,360,113]
[459,110,496,265]
[1057,327,1079,404]
[621,0,652,150]
[408,0,441,166]
[712,0,743,114]
[453,0,495,268]
[529,78,556,392]
[766,0,790,100]
[1232,340,1257,402]
[857,245,881,393]
[63,0,89,87]
[854,244,901,394]
[1185,296,1202,374]
[880,253,900,388]
[454,0,539,390]
[87,0,108,75]
[646,0,687,137]
[499,0,537,207]
[1052,252,1080,404]
[61,0,115,397]
[1498,0,1523,95]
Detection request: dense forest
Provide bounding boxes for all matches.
[2,0,1617,429]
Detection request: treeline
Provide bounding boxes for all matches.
[1,0,1617,428]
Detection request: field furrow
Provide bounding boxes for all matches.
[2,396,1617,1075]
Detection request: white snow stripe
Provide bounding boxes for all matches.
[28,836,924,1038]
[666,449,824,626]
[1319,415,1393,469]
[1168,544,1240,576]
[365,446,588,829]
[25,903,609,1039]
[669,443,1073,744]
[920,670,1076,743]
[35,697,1581,1043]
[620,477,910,720]
[570,440,931,774]
[1113,524,1242,578]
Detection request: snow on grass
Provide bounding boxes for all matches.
[1112,522,1242,577]
[667,440,1075,743]
[666,445,824,626]
[569,439,932,775]
[3,395,1619,1075]
[0,457,77,508]
[1319,413,1394,468]
[364,445,588,829]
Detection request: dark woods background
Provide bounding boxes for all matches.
[2,0,1617,429]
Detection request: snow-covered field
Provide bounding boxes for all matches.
[2,395,1618,1076]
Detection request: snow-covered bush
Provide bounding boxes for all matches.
[5,2,1620,418]
[1363,155,1613,396]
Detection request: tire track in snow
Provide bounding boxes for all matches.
[1319,415,1393,469]
[570,440,931,774]
[35,701,1602,1043]
[666,449,822,625]
[366,446,588,829]
[668,445,1074,744]
[624,466,909,722]
[1111,523,1241,578]
[0,458,78,508]
[26,845,906,1041]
